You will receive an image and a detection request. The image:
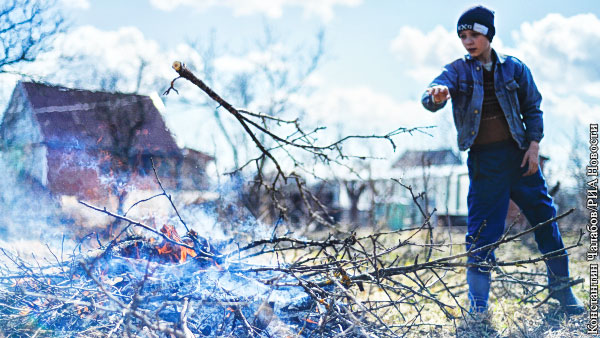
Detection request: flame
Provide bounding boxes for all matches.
[213,259,224,271]
[180,246,195,262]
[156,224,197,263]
[161,224,182,242]
[156,244,172,255]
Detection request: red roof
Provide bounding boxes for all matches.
[21,82,180,156]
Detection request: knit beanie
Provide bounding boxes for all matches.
[457,6,495,42]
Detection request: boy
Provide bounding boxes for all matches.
[421,5,584,315]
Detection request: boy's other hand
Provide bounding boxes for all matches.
[521,141,540,176]
[426,85,451,104]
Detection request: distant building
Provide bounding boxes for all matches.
[390,149,469,227]
[335,149,468,228]
[0,81,213,203]
[392,149,462,168]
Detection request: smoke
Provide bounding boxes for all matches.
[0,152,75,261]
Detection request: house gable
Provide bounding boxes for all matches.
[0,82,47,185]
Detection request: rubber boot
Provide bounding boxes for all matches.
[467,267,491,313]
[546,258,585,315]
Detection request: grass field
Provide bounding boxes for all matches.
[343,222,595,338]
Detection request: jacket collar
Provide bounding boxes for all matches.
[464,48,507,64]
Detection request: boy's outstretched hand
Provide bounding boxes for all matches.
[521,141,540,176]
[426,85,451,104]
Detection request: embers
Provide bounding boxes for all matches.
[156,224,197,263]
[116,225,200,264]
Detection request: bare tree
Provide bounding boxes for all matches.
[179,28,334,226]
[186,26,326,170]
[0,0,64,73]
[344,180,367,223]
[165,60,418,234]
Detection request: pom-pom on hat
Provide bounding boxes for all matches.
[457,5,495,42]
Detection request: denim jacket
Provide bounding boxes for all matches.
[421,49,543,151]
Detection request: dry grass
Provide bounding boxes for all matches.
[356,223,593,338]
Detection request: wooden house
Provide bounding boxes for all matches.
[0,81,213,204]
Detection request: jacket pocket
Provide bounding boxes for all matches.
[505,79,519,91]
[504,79,521,116]
[459,81,473,94]
[456,81,473,124]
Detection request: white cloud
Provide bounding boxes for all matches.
[149,0,361,21]
[61,0,90,10]
[0,26,129,110]
[505,13,600,126]
[214,55,255,73]
[304,86,429,129]
[214,44,289,74]
[16,25,203,97]
[390,25,465,86]
[510,13,600,66]
[545,94,600,128]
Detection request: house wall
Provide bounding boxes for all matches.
[46,148,106,200]
[0,84,48,186]
[45,150,181,201]
[178,159,209,190]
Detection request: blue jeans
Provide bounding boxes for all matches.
[465,140,568,310]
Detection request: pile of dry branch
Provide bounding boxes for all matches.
[0,191,582,337]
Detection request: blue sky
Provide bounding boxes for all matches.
[3,0,599,179]
[70,0,599,97]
